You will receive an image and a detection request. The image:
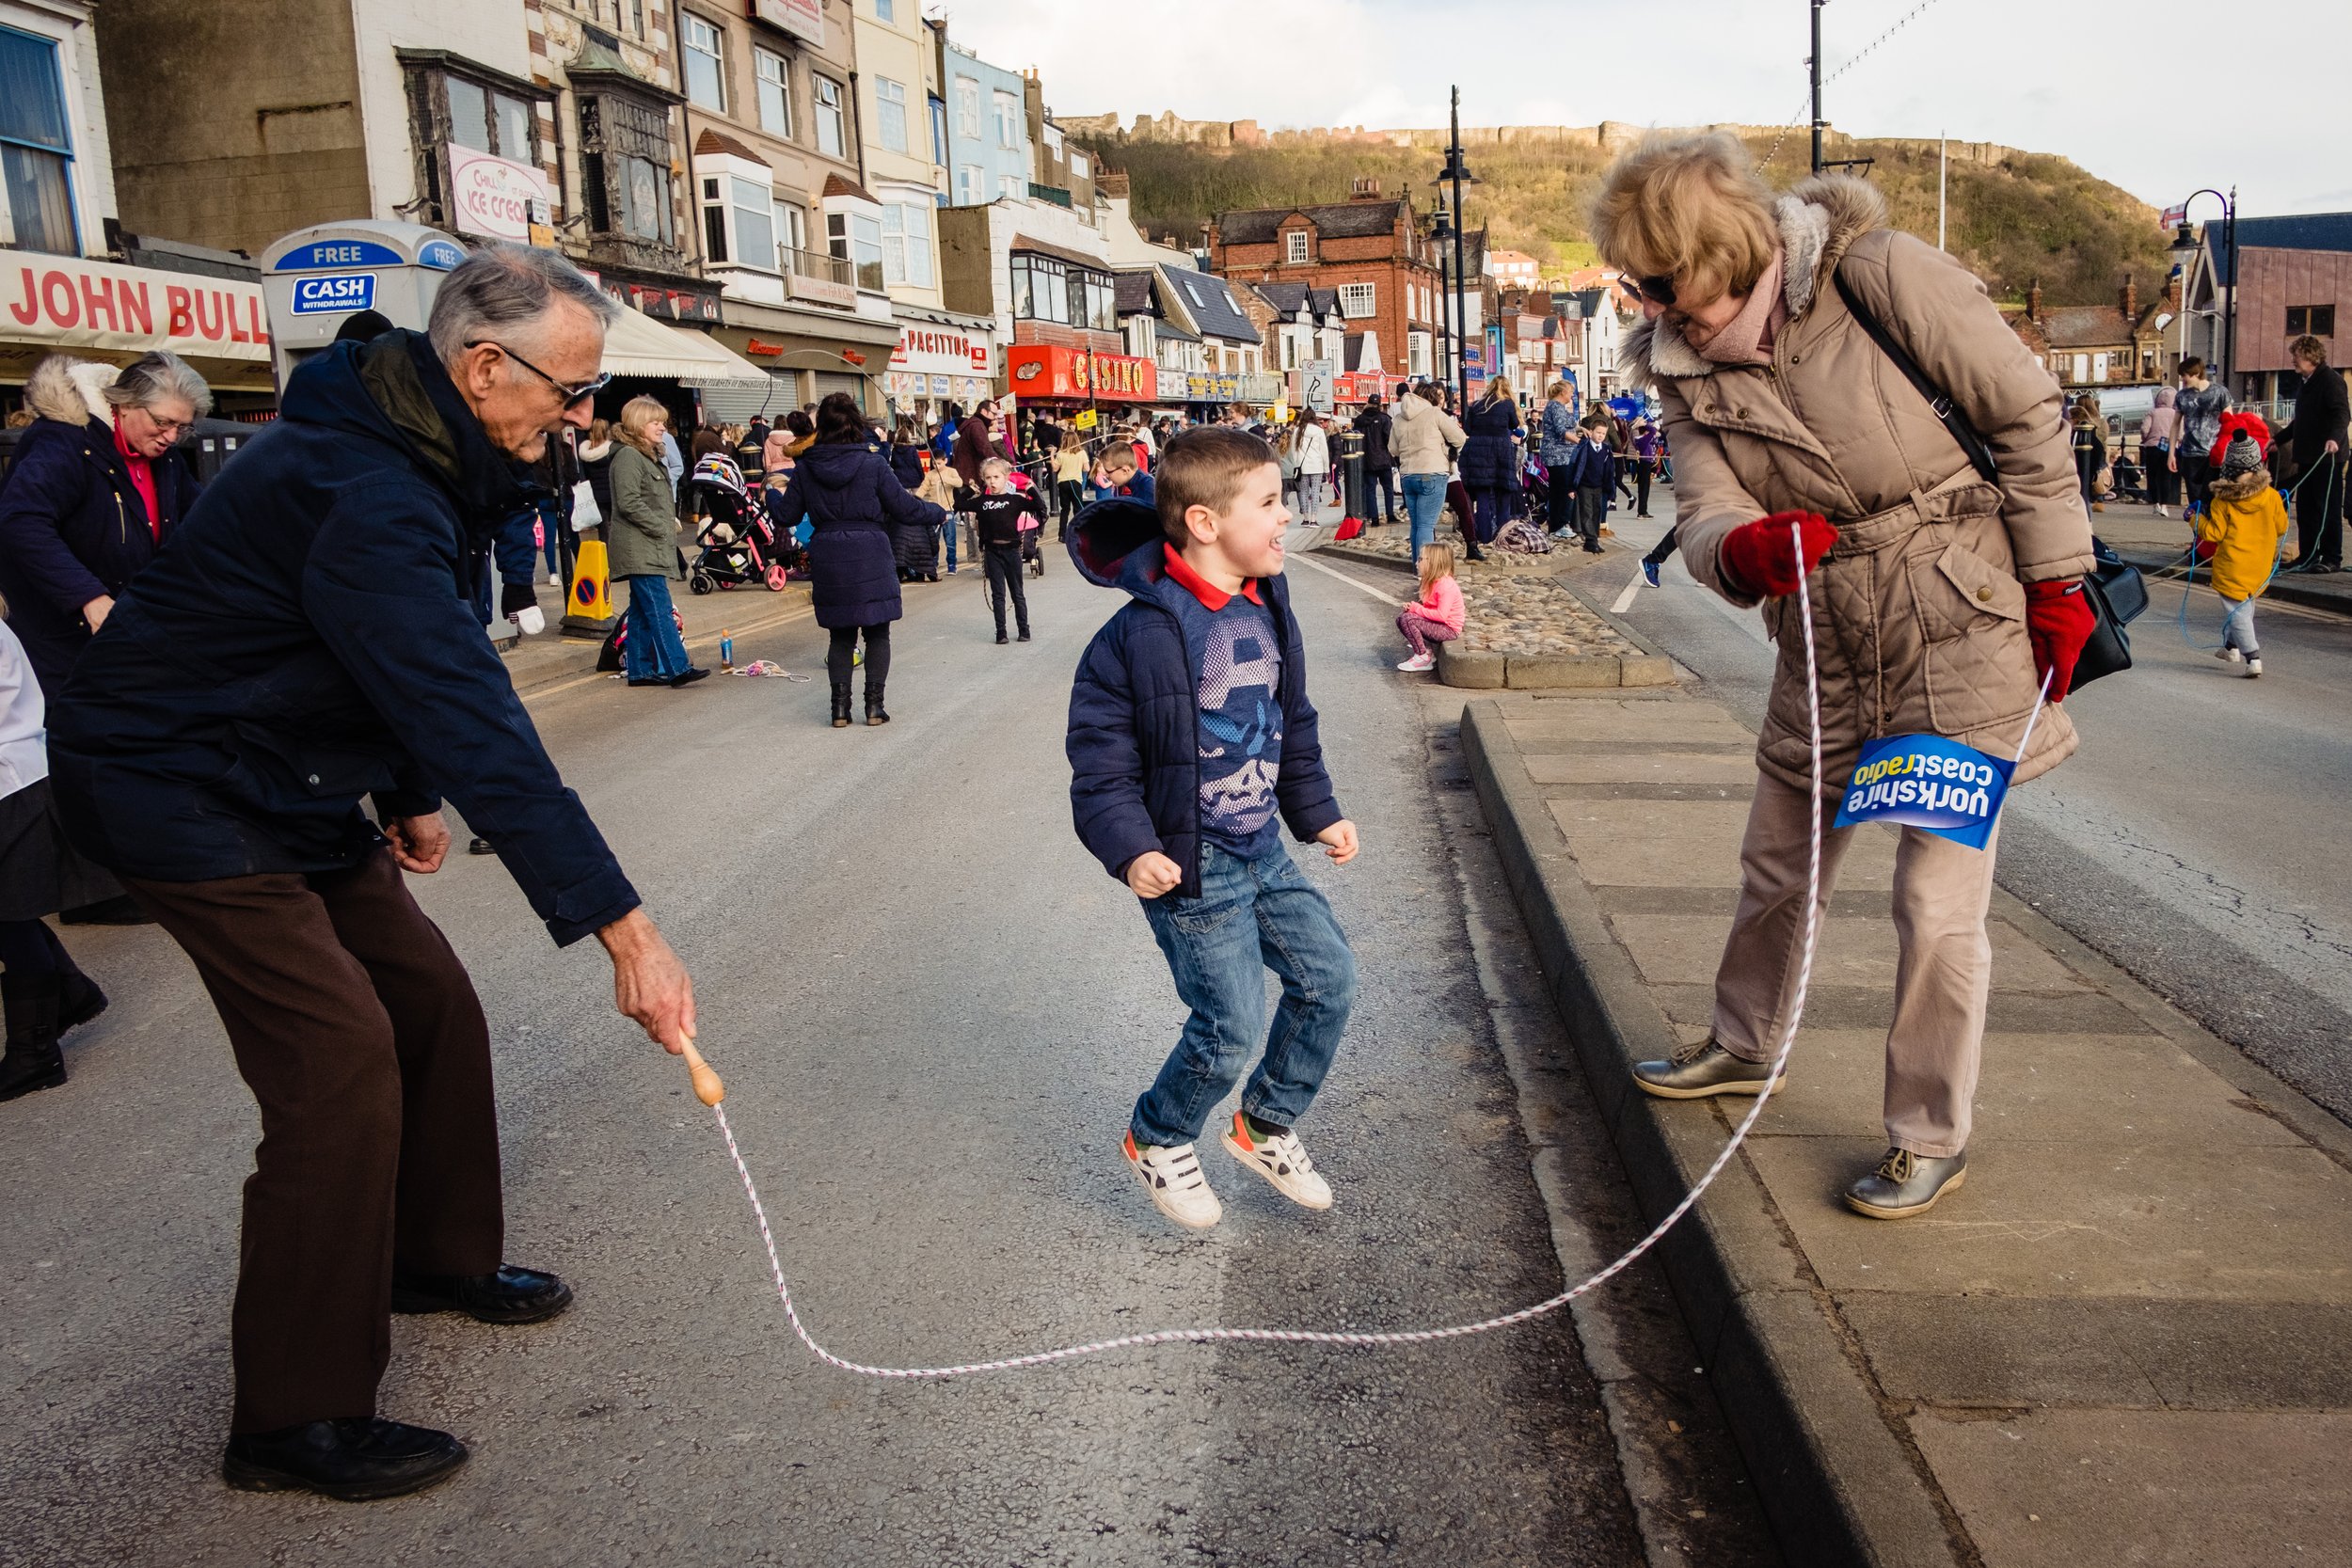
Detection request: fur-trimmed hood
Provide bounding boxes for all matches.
[1622,175,1887,388]
[2208,466,2273,503]
[22,354,119,429]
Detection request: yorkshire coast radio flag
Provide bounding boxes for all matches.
[1832,734,2013,850]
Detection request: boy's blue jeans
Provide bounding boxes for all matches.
[1131,842,1357,1149]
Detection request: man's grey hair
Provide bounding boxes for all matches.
[425,242,619,368]
[103,351,213,420]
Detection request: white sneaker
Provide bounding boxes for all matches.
[2216,646,2243,664]
[1396,653,1436,672]
[548,571,563,587]
[1124,1132,1221,1230]
[1220,1112,1333,1211]
[2156,505,2169,518]
[2246,657,2263,678]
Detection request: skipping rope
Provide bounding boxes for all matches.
[676,521,1831,1379]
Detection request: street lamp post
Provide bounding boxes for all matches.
[1442,85,1476,412]
[1430,198,1454,389]
[1810,0,1826,174]
[2169,188,2238,391]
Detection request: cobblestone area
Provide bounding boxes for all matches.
[1458,575,1638,657]
[1333,524,1638,657]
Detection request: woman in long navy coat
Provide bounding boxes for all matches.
[768,393,947,726]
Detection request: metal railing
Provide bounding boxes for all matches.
[782,245,853,287]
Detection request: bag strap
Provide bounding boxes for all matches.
[1831,262,2000,485]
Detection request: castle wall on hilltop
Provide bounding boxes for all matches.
[1062,112,2039,171]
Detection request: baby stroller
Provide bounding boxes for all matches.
[1012,466,1047,578]
[1519,449,1552,530]
[687,455,788,594]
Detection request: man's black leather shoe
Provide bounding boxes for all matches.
[222,1418,467,1501]
[389,1264,574,1324]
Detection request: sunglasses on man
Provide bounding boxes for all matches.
[468,340,612,408]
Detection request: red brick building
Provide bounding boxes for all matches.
[1206,180,1443,381]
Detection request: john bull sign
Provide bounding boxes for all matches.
[1833,734,2014,850]
[6,257,271,361]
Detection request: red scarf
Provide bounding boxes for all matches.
[113,420,160,540]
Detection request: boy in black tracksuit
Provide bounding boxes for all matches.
[972,458,1041,642]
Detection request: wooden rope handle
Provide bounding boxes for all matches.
[680,1037,724,1106]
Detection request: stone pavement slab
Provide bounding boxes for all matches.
[1461,686,2352,1567]
[1911,1408,2352,1568]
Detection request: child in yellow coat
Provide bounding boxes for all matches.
[2196,433,2294,677]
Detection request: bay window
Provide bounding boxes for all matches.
[828,209,883,291]
[880,199,931,288]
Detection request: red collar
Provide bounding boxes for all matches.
[1162,544,1262,609]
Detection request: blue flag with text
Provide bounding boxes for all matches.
[1832,734,2013,850]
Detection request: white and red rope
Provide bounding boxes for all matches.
[706,522,1826,1379]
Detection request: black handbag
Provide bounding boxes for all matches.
[1833,264,2138,689]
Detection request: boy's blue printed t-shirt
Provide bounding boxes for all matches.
[1162,546,1283,860]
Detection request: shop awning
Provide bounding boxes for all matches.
[600,309,769,386]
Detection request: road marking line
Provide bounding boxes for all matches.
[1289,549,1404,607]
[517,601,818,705]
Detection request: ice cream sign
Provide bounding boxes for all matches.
[448,148,555,244]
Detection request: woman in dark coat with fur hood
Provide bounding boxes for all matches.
[766,393,947,726]
[0,352,208,699]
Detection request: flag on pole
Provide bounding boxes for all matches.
[2160,203,2189,230]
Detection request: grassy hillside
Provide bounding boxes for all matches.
[1076,129,2171,307]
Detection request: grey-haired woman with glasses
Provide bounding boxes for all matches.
[0,350,210,699]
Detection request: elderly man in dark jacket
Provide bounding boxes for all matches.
[2278,334,2349,572]
[0,351,206,699]
[47,245,697,1504]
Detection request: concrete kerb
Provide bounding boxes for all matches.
[2109,544,2352,621]
[1460,699,1962,1568]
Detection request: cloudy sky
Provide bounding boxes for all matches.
[937,0,2349,218]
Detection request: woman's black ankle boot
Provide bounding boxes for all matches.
[830,681,853,728]
[0,980,66,1102]
[864,679,889,726]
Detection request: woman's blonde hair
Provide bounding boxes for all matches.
[1418,540,1456,594]
[617,394,668,455]
[1590,132,1781,306]
[1547,379,1572,402]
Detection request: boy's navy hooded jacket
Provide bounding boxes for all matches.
[46,330,639,945]
[1065,499,1341,899]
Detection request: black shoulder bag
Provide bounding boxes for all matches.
[1832,264,2141,689]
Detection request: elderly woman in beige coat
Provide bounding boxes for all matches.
[1595,134,2097,1218]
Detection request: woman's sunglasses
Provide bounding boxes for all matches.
[1632,275,1677,308]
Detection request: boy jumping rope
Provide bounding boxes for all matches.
[1066,427,1361,1231]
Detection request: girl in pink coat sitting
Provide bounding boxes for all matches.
[1396,542,1466,672]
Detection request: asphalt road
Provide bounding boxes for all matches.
[1,533,1779,1566]
[1582,495,2352,1125]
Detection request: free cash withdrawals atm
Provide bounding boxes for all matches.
[260,221,544,642]
[260,220,466,391]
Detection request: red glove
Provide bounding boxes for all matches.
[2025,578,2096,702]
[1718,512,1839,597]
